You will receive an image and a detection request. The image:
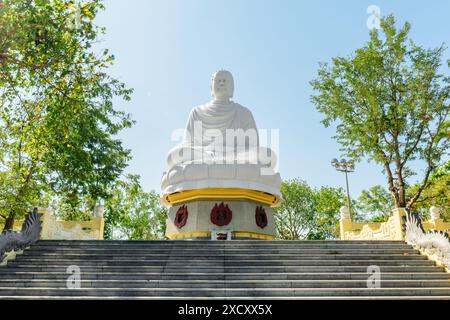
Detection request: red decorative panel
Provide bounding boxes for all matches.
[255,205,268,229]
[174,205,188,228]
[210,202,232,226]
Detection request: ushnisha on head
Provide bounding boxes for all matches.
[210,70,234,101]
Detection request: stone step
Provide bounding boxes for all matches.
[23,248,420,255]
[3,265,443,273]
[0,287,449,297]
[27,248,417,255]
[0,279,449,289]
[2,295,449,300]
[6,259,435,268]
[1,271,449,281]
[16,252,427,262]
[12,254,429,263]
[30,243,411,249]
[36,240,406,246]
[2,239,447,299]
[33,243,413,251]
[31,240,411,245]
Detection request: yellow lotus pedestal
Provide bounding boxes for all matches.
[163,188,280,240]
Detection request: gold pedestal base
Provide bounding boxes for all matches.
[163,191,278,240]
[162,188,281,207]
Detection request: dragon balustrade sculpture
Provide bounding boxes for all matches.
[404,211,450,270]
[0,207,42,263]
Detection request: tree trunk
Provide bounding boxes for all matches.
[2,213,16,232]
[384,162,401,208]
[398,185,407,208]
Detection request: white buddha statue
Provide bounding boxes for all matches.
[161,70,281,201]
[185,70,258,150]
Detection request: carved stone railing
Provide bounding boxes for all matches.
[39,207,105,240]
[339,207,407,241]
[0,206,105,266]
[0,208,42,265]
[421,206,450,233]
[0,207,105,240]
[339,206,449,241]
[405,212,450,272]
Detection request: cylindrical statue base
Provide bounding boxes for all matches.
[165,199,276,240]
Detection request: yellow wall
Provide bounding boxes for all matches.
[340,208,449,241]
[0,208,104,240]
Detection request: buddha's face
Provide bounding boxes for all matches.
[211,70,234,100]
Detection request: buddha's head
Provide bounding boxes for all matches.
[211,70,234,101]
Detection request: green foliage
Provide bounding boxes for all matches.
[408,160,450,220]
[0,0,133,228]
[103,175,167,240]
[310,15,449,209]
[50,192,95,221]
[312,186,346,239]
[274,179,345,240]
[356,185,395,221]
[369,215,390,223]
[44,174,167,239]
[274,179,315,240]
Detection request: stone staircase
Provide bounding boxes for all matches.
[0,240,449,299]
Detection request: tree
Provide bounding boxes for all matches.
[103,175,167,240]
[274,179,316,240]
[274,179,345,240]
[0,0,133,230]
[49,192,95,221]
[311,186,346,239]
[311,15,449,210]
[408,160,449,220]
[356,185,395,221]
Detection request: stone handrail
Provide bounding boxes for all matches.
[0,208,42,265]
[339,207,407,240]
[339,206,449,241]
[0,206,105,266]
[405,212,450,272]
[39,207,105,240]
[0,207,105,240]
[420,206,450,233]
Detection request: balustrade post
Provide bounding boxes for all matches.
[339,206,352,240]
[38,207,52,239]
[391,208,407,240]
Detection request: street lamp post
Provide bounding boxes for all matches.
[331,158,355,216]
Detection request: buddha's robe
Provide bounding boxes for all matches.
[184,100,259,150]
[161,99,281,197]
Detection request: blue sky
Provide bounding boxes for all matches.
[95,0,450,198]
